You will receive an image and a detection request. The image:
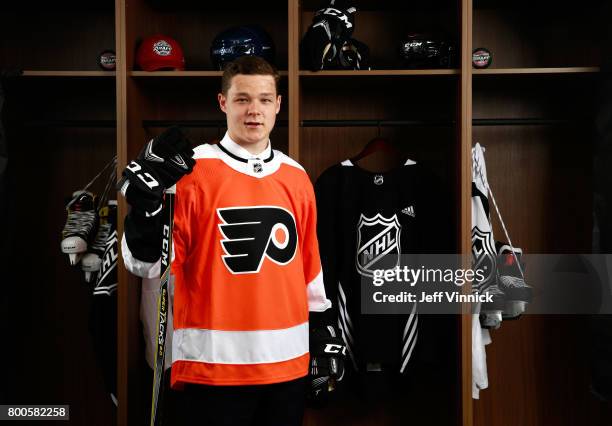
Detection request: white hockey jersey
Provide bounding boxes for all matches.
[471,143,494,398]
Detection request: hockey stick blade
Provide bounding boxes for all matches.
[150,184,176,426]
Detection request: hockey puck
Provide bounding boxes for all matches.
[472,48,492,69]
[98,50,116,71]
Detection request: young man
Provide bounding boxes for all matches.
[120,56,344,425]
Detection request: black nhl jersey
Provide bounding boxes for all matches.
[315,158,450,375]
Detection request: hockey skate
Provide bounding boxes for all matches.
[479,282,505,329]
[81,202,115,282]
[496,242,532,320]
[61,190,99,265]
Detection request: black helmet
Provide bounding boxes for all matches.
[400,33,457,69]
[210,25,275,70]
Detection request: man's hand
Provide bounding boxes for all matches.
[308,325,346,403]
[119,127,195,217]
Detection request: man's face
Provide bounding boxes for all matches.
[218,74,281,151]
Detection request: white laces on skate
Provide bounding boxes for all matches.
[499,275,530,289]
[91,222,112,252]
[62,202,97,239]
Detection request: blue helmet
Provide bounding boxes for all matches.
[210,26,275,70]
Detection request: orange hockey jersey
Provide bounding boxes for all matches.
[162,134,330,387]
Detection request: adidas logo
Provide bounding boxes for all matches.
[401,206,415,217]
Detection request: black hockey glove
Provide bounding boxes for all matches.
[119,127,195,217]
[308,325,346,402]
[300,1,356,71]
[335,38,370,70]
[313,1,355,41]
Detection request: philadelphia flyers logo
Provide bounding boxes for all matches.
[217,206,298,274]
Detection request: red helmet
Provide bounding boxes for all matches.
[136,35,185,71]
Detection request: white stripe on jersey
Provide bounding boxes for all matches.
[172,322,309,365]
[400,331,419,373]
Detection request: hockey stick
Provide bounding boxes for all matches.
[150,184,175,426]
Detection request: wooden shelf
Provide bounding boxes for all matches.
[299,69,460,76]
[301,0,454,11]
[473,67,600,75]
[22,70,116,77]
[128,69,458,79]
[129,70,289,77]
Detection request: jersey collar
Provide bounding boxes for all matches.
[219,132,273,163]
[215,132,280,178]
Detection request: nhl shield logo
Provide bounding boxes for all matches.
[355,213,401,277]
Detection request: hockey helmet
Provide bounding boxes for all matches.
[136,34,185,71]
[210,26,275,70]
[400,33,457,69]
